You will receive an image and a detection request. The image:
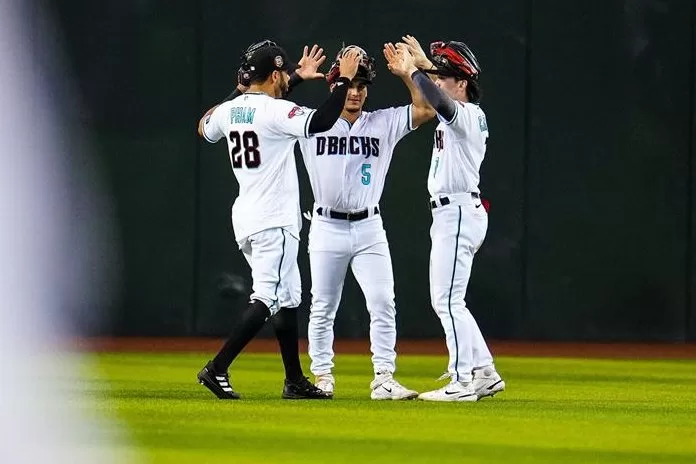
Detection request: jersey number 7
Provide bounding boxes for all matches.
[229,130,261,169]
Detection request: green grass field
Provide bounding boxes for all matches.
[89,352,696,463]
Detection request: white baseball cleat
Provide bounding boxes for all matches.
[370,372,418,400]
[472,366,505,399]
[418,380,478,402]
[314,373,335,397]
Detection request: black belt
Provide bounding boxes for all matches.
[430,193,479,210]
[316,206,380,221]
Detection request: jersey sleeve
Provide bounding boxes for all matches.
[377,105,416,146]
[270,99,317,139]
[438,102,489,139]
[201,105,226,143]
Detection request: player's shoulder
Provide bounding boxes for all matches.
[457,101,484,113]
[456,102,488,133]
[365,105,408,121]
[270,97,294,107]
[204,102,231,127]
[272,98,312,117]
[455,101,486,122]
[370,104,409,115]
[212,100,234,114]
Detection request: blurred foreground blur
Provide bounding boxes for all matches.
[0,1,135,462]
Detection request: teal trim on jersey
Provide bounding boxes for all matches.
[447,206,463,382]
[361,163,372,185]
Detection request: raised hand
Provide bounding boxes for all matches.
[383,42,409,77]
[338,48,361,81]
[402,34,433,70]
[385,42,418,76]
[296,44,326,80]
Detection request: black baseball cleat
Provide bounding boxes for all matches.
[197,361,240,399]
[282,376,333,399]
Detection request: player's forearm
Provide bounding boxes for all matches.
[307,77,350,134]
[402,73,433,112]
[411,70,457,121]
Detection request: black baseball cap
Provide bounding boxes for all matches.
[246,45,298,80]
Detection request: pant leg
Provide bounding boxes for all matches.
[276,230,301,309]
[429,203,487,382]
[465,310,493,369]
[462,206,493,369]
[241,228,298,316]
[349,217,396,375]
[307,218,351,376]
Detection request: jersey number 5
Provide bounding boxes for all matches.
[229,130,261,168]
[361,163,371,185]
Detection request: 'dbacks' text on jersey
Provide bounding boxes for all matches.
[298,105,415,211]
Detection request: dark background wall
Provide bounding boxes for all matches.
[48,0,696,341]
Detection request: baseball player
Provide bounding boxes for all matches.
[298,45,435,399]
[207,40,331,394]
[196,41,361,400]
[388,36,505,401]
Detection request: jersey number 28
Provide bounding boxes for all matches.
[229,130,261,169]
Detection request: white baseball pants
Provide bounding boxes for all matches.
[307,212,397,375]
[238,227,301,315]
[429,193,493,383]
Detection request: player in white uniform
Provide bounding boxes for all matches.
[299,45,435,399]
[389,36,506,401]
[196,42,361,400]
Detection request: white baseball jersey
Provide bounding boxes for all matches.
[202,92,316,241]
[297,105,415,210]
[428,101,489,196]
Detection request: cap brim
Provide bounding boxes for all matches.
[424,67,469,79]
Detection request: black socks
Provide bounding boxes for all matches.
[272,307,304,382]
[212,299,270,372]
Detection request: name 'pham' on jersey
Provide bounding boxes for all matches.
[229,107,256,124]
[315,136,380,158]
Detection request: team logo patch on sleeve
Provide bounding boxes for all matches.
[478,114,488,132]
[288,106,305,119]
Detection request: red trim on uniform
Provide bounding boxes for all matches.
[482,197,490,213]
